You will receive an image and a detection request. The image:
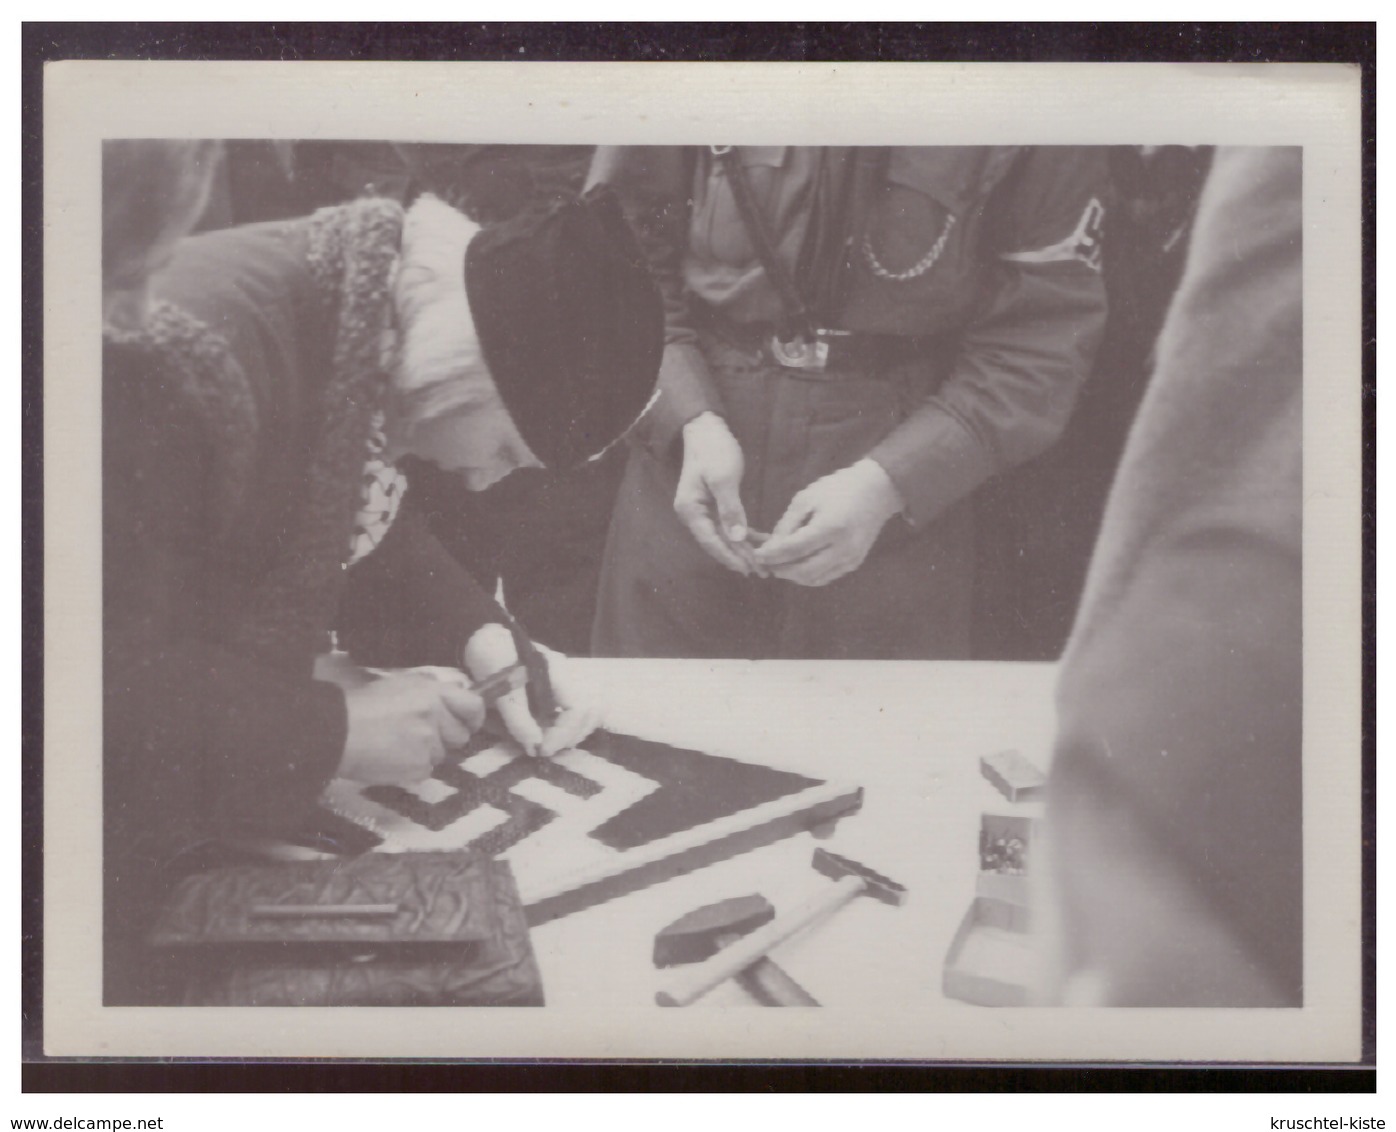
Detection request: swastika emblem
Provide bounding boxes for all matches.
[320,730,862,924]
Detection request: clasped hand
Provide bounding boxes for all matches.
[674,412,904,588]
[673,412,763,576]
[753,459,904,587]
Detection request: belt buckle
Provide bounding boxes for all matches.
[770,333,830,371]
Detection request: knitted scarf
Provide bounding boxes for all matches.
[237,196,404,662]
[104,301,260,547]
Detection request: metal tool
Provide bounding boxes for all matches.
[469,662,529,704]
[654,895,819,1007]
[509,619,560,722]
[249,903,399,918]
[655,849,906,1007]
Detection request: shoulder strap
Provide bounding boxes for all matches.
[798,146,883,322]
[711,146,815,338]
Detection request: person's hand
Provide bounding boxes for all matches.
[337,670,485,785]
[464,624,600,758]
[674,412,763,576]
[753,458,905,587]
[313,650,376,692]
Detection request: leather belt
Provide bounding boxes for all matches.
[703,318,925,380]
[766,329,911,376]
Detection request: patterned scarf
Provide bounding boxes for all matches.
[346,410,408,567]
[233,197,405,661]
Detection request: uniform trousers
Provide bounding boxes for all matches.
[592,334,974,660]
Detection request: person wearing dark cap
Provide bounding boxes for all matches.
[102,141,661,998]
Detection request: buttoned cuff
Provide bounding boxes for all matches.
[868,404,998,529]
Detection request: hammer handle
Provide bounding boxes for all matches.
[656,875,865,1007]
[736,958,821,1007]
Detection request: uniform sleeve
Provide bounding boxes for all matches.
[335,497,507,670]
[868,148,1109,527]
[103,358,348,846]
[1045,147,1303,1006]
[587,146,722,457]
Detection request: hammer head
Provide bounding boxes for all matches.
[811,849,907,907]
[653,895,776,967]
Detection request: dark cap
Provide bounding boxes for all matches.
[463,185,663,470]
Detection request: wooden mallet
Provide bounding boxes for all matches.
[654,895,819,1007]
[654,849,906,1007]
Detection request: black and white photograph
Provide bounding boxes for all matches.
[38,55,1364,1067]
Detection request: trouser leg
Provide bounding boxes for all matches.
[775,498,974,659]
[754,370,975,660]
[591,440,770,658]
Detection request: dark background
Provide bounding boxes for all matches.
[23,20,1375,1093]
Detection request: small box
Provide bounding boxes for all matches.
[942,896,1039,1007]
[944,814,1041,1005]
[975,872,1032,932]
[980,749,1046,803]
[977,813,1036,931]
[978,812,1036,877]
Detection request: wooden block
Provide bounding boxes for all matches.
[980,749,1046,803]
[149,855,544,1007]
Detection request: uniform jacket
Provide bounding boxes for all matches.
[589,145,1109,528]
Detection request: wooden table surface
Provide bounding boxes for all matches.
[532,658,1057,1014]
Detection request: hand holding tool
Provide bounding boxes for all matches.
[509,619,560,723]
